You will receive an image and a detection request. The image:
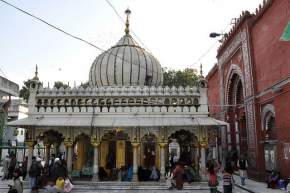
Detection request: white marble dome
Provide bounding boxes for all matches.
[89,34,163,87]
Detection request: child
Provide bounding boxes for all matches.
[63,178,74,193]
[56,177,65,191]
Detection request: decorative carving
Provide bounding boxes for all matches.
[25,140,36,148]
[64,138,73,147]
[158,142,167,148]
[131,142,140,148]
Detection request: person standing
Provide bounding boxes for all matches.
[48,155,55,179]
[208,163,219,193]
[172,162,185,190]
[2,155,10,180]
[237,154,247,185]
[12,168,23,193]
[22,156,28,180]
[8,154,17,179]
[223,164,235,193]
[29,157,42,191]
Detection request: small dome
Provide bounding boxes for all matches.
[89,9,163,87]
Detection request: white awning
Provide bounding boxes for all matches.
[7,115,228,128]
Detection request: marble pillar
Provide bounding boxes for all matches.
[25,140,35,173]
[131,142,140,182]
[91,137,100,181]
[44,143,51,164]
[64,138,73,175]
[199,140,207,181]
[159,142,167,181]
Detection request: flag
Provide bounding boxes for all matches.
[280,22,290,41]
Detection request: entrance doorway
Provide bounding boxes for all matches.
[100,130,132,180]
[73,133,93,177]
[141,133,157,168]
[169,130,198,166]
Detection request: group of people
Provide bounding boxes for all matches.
[206,155,249,193]
[2,153,22,181]
[206,158,235,193]
[98,165,161,181]
[1,153,73,193]
[27,154,73,193]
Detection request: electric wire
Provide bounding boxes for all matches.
[1,0,232,77]
[0,66,7,78]
[0,0,149,72]
[190,23,231,68]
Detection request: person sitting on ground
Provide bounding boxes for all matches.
[40,178,58,193]
[31,186,39,193]
[63,177,73,193]
[267,171,279,189]
[55,177,65,191]
[126,165,133,181]
[173,162,185,190]
[150,166,159,181]
[11,167,23,193]
[98,167,108,181]
[277,177,289,190]
[120,166,127,181]
[137,166,144,181]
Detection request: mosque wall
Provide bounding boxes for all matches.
[207,0,290,180]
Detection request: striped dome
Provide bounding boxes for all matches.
[89,34,163,87]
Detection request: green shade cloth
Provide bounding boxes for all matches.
[281,22,290,41]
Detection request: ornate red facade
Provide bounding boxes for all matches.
[207,0,290,180]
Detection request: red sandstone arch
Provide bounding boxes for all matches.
[225,65,248,157]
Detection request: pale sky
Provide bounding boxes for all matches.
[0,0,262,87]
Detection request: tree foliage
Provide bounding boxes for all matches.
[80,81,89,88]
[19,79,35,103]
[19,80,70,102]
[53,81,69,89]
[162,68,199,87]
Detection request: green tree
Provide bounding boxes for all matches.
[19,79,35,103]
[53,81,69,89]
[19,80,70,102]
[80,81,89,88]
[162,67,199,87]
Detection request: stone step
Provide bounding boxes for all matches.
[0,180,210,191]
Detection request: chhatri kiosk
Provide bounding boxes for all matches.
[8,10,227,181]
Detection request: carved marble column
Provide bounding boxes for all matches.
[64,138,73,175]
[25,140,36,173]
[91,137,100,181]
[159,142,167,181]
[44,143,51,164]
[131,142,140,182]
[199,140,208,181]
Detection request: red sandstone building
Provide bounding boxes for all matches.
[206,0,290,180]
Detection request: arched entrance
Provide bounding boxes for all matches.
[262,104,277,172]
[100,130,132,180]
[73,133,93,176]
[141,133,157,168]
[168,129,198,166]
[41,130,63,163]
[227,72,248,158]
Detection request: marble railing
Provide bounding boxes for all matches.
[37,85,200,97]
[36,104,201,114]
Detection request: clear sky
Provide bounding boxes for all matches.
[0,0,262,87]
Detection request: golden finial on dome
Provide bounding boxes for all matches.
[125,8,131,35]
